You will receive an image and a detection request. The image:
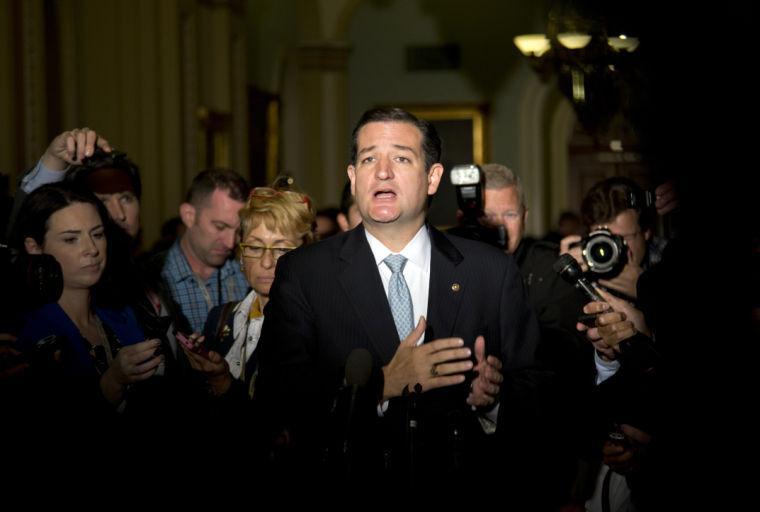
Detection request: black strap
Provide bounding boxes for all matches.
[214,301,236,342]
[216,267,223,306]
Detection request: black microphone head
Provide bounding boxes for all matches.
[553,253,583,285]
[345,348,373,387]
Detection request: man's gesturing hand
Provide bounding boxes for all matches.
[466,335,503,408]
[382,317,473,401]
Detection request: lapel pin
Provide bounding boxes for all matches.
[451,283,461,292]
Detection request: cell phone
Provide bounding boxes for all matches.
[578,313,599,328]
[175,331,208,356]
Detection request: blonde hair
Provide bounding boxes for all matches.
[239,187,316,247]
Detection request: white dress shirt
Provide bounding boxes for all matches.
[594,351,621,385]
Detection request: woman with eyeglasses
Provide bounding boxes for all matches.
[180,186,315,399]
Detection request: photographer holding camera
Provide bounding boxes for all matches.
[560,177,668,302]
[564,177,678,512]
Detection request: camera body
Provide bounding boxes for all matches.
[447,164,506,249]
[580,229,627,279]
[450,164,485,221]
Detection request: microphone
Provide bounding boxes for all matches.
[345,348,373,390]
[553,253,604,302]
[342,348,373,470]
[554,255,661,370]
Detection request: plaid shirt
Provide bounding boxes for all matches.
[161,241,250,333]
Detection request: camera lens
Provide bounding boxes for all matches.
[581,229,627,277]
[588,240,614,264]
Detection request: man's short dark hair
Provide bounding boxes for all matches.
[349,107,442,172]
[65,149,142,199]
[184,168,250,207]
[581,177,654,232]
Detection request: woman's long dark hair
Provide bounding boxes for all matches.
[13,182,127,309]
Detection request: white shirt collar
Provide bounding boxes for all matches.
[364,224,430,271]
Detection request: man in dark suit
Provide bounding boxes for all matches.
[256,108,542,489]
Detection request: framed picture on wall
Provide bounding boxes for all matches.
[402,105,489,228]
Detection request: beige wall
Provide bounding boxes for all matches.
[0,3,20,180]
[244,0,572,235]
[246,0,355,209]
[2,0,582,244]
[1,0,249,249]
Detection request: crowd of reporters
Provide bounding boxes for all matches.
[0,118,711,509]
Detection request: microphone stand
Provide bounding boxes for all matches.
[406,383,422,481]
[344,384,359,474]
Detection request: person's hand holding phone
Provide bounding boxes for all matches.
[100,338,164,404]
[176,331,209,356]
[178,332,232,395]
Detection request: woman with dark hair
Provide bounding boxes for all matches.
[8,128,191,384]
[13,182,163,414]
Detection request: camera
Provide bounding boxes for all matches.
[447,164,506,249]
[579,229,627,279]
[0,244,63,308]
[450,164,484,219]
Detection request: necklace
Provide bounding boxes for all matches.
[92,315,114,367]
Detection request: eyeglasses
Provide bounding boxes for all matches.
[239,243,295,260]
[617,230,641,244]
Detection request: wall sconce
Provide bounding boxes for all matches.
[513,3,642,133]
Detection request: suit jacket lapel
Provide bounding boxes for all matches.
[427,225,465,342]
[337,226,400,363]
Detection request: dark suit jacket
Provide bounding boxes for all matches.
[255,224,542,482]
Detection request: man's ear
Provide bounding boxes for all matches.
[179,203,196,229]
[427,163,444,195]
[523,207,529,224]
[347,166,356,196]
[24,237,43,255]
[643,228,652,241]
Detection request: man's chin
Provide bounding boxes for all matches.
[367,210,401,224]
[207,254,231,266]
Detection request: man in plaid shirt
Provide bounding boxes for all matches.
[161,169,250,333]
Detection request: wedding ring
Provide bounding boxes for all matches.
[430,364,439,377]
